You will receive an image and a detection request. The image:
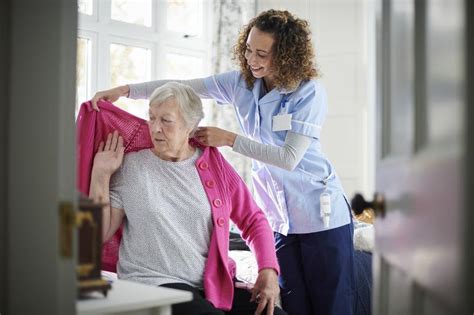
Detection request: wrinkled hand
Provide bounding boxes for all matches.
[91,85,129,111]
[195,127,237,147]
[251,268,280,315]
[92,131,125,177]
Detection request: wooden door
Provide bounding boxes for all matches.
[372,0,473,314]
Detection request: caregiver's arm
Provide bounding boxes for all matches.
[128,78,208,99]
[233,131,311,171]
[91,79,208,111]
[196,128,311,171]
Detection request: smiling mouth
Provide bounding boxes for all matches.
[250,66,263,72]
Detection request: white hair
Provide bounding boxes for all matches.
[149,82,204,134]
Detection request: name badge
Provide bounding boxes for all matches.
[320,192,332,228]
[272,114,292,132]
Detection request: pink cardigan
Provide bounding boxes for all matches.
[76,100,280,310]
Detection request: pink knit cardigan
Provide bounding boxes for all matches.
[76,100,279,310]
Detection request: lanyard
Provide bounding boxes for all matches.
[279,94,290,114]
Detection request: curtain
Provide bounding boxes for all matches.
[210,0,255,186]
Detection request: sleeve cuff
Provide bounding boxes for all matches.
[109,192,122,209]
[128,83,148,100]
[232,134,246,154]
[257,263,280,276]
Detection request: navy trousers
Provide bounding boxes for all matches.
[275,224,354,315]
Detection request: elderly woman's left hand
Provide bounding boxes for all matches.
[195,127,237,147]
[251,268,280,315]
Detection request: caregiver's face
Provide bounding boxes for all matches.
[244,26,275,80]
[148,98,192,159]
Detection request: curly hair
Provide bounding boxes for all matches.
[233,9,319,91]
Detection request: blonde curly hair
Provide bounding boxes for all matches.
[233,9,319,91]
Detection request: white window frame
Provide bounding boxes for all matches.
[106,35,154,85]
[77,30,98,99]
[78,0,213,101]
[161,46,208,77]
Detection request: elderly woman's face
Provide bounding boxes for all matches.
[148,98,192,158]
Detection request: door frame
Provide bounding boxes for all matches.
[1,0,77,313]
[464,0,474,310]
[0,0,9,311]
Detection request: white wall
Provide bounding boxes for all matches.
[256,0,375,198]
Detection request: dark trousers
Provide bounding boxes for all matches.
[275,224,355,315]
[161,282,287,315]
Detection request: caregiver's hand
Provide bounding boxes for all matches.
[195,127,237,148]
[91,85,130,111]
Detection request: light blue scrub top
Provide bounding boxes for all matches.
[202,71,351,235]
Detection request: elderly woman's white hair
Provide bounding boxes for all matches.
[149,82,204,135]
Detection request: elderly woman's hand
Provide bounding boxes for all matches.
[195,127,237,147]
[91,85,130,111]
[251,268,280,315]
[92,131,125,177]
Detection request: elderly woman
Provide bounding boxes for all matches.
[88,82,286,315]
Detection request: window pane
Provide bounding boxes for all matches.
[76,37,91,116]
[78,0,93,15]
[110,43,151,118]
[111,0,152,27]
[166,0,202,35]
[164,52,212,124]
[164,53,204,79]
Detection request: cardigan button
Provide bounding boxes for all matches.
[206,180,216,188]
[217,217,225,227]
[199,162,209,170]
[213,199,222,207]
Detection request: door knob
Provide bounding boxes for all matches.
[351,193,386,218]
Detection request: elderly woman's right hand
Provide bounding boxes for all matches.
[92,131,125,176]
[91,85,130,111]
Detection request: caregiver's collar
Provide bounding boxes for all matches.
[262,78,299,94]
[253,79,298,105]
[277,85,299,94]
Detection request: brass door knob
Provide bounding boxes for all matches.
[351,193,386,218]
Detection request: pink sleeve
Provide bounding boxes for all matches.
[221,157,280,274]
[76,100,153,272]
[76,101,97,196]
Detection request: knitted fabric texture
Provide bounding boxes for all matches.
[76,100,153,272]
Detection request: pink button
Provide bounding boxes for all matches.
[199,162,209,170]
[213,199,222,207]
[206,180,215,188]
[217,217,225,227]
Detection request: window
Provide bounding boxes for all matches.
[76,37,91,113]
[109,41,152,118]
[78,0,93,15]
[166,0,203,35]
[111,0,152,27]
[77,0,212,119]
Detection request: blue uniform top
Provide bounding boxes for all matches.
[203,71,351,235]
